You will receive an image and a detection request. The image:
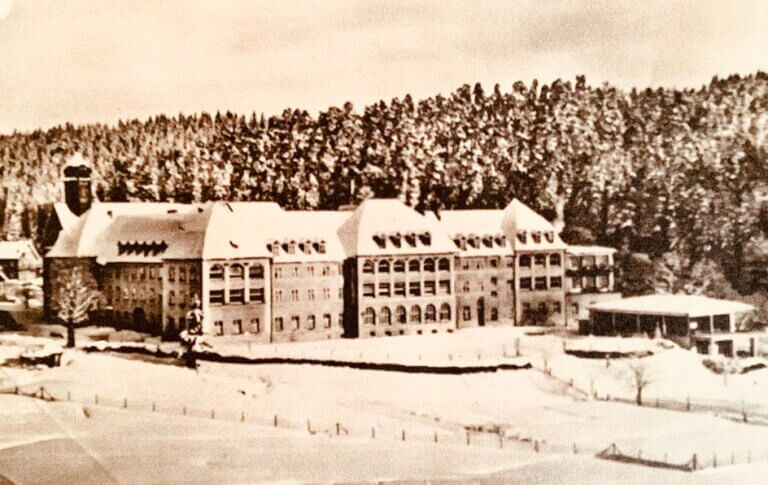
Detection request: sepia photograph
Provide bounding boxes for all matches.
[1,0,768,483]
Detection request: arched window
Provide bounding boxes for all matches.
[363,260,375,274]
[439,303,451,322]
[423,259,435,272]
[438,258,450,271]
[408,259,420,272]
[395,306,407,324]
[378,260,390,273]
[409,305,422,323]
[379,307,392,325]
[549,254,561,266]
[363,307,376,325]
[393,260,406,273]
[230,264,244,279]
[209,264,224,279]
[425,304,436,323]
[249,264,264,279]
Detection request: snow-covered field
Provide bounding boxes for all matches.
[3,329,768,482]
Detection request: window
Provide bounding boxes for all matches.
[249,264,264,279]
[393,260,406,273]
[363,307,376,325]
[439,303,451,322]
[462,281,470,293]
[410,305,422,323]
[307,289,315,301]
[490,277,498,287]
[421,259,434,272]
[462,260,470,270]
[379,307,392,325]
[490,258,499,268]
[534,254,546,266]
[291,289,299,301]
[323,288,331,299]
[274,267,283,279]
[394,282,406,296]
[150,267,157,279]
[438,258,450,271]
[378,283,391,297]
[597,275,609,288]
[233,319,243,334]
[323,314,332,328]
[179,267,186,282]
[307,266,315,277]
[363,283,375,298]
[251,318,260,333]
[552,302,562,314]
[439,280,450,295]
[550,254,561,266]
[274,317,284,331]
[321,266,331,276]
[209,264,223,279]
[214,321,224,336]
[140,267,146,280]
[395,306,407,324]
[424,281,436,295]
[585,276,597,289]
[409,281,421,296]
[167,317,175,332]
[571,277,582,289]
[378,260,390,273]
[535,277,547,290]
[490,308,498,321]
[476,260,484,270]
[550,276,562,288]
[505,256,514,268]
[339,288,343,299]
[424,304,436,323]
[168,290,176,306]
[230,288,245,304]
[363,260,375,273]
[292,266,299,277]
[583,256,596,268]
[292,315,300,330]
[307,315,316,330]
[169,266,176,282]
[408,259,420,272]
[249,287,265,303]
[275,290,283,302]
[519,255,531,267]
[520,277,532,290]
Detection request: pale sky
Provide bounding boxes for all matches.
[0,0,767,134]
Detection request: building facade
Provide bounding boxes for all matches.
[564,246,622,331]
[45,160,622,341]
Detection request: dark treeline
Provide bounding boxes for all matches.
[2,73,768,300]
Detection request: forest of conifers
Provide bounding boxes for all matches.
[1,72,767,302]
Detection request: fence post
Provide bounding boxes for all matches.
[274,415,278,427]
[498,433,503,449]
[371,427,375,439]
[686,396,691,412]
[67,391,71,401]
[534,440,539,453]
[152,401,156,412]
[401,429,405,441]
[748,451,751,464]
[211,409,215,420]
[573,443,578,454]
[434,431,438,443]
[691,453,697,471]
[95,394,99,405]
[655,398,659,408]
[466,430,470,446]
[14,386,18,395]
[713,453,717,468]
[731,452,734,465]
[182,405,187,416]
[123,398,127,409]
[241,411,245,423]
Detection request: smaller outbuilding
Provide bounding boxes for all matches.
[0,240,42,281]
[587,294,760,357]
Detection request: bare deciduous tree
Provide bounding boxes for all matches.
[56,266,99,348]
[627,358,654,406]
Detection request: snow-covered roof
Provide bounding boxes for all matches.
[53,203,78,231]
[338,199,457,257]
[437,210,511,256]
[268,211,349,262]
[566,245,617,256]
[501,199,567,251]
[589,294,755,318]
[0,240,41,262]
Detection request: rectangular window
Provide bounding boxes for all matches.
[167,316,175,331]
[139,267,146,280]
[363,283,375,297]
[585,276,597,289]
[307,315,316,330]
[534,254,546,266]
[520,277,532,290]
[323,288,331,299]
[307,266,315,277]
[249,287,265,303]
[424,281,436,295]
[519,255,531,267]
[168,267,175,282]
[490,258,499,268]
[214,320,224,336]
[323,314,332,328]
[505,256,514,268]
[490,277,498,286]
[394,282,406,296]
[379,283,391,297]
[550,276,562,288]
[209,289,224,305]
[251,318,260,334]
[230,288,245,304]
[275,290,283,302]
[552,302,562,314]
[597,275,609,288]
[233,319,243,334]
[274,317,284,331]
[439,280,450,295]
[409,281,421,296]
[291,289,299,301]
[462,306,471,321]
[307,289,315,301]
[292,315,300,330]
[462,260,470,270]
[274,267,282,278]
[535,277,547,290]
[292,266,300,277]
[338,288,343,299]
[322,266,331,276]
[179,267,186,282]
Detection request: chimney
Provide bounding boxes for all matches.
[62,153,93,216]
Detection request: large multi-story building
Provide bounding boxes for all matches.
[45,158,620,341]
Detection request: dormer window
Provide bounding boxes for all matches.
[419,232,432,246]
[482,235,493,248]
[372,233,386,249]
[405,232,417,247]
[389,233,402,248]
[288,240,296,254]
[267,240,280,256]
[494,235,506,247]
[545,231,555,243]
[517,230,527,243]
[532,231,542,244]
[316,240,326,254]
[453,237,462,249]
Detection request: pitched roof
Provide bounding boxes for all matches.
[437,210,510,256]
[337,199,457,257]
[0,240,41,262]
[589,294,755,318]
[566,245,617,256]
[53,203,78,231]
[501,199,567,251]
[202,202,282,260]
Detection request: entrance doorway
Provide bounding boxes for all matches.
[477,298,485,327]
